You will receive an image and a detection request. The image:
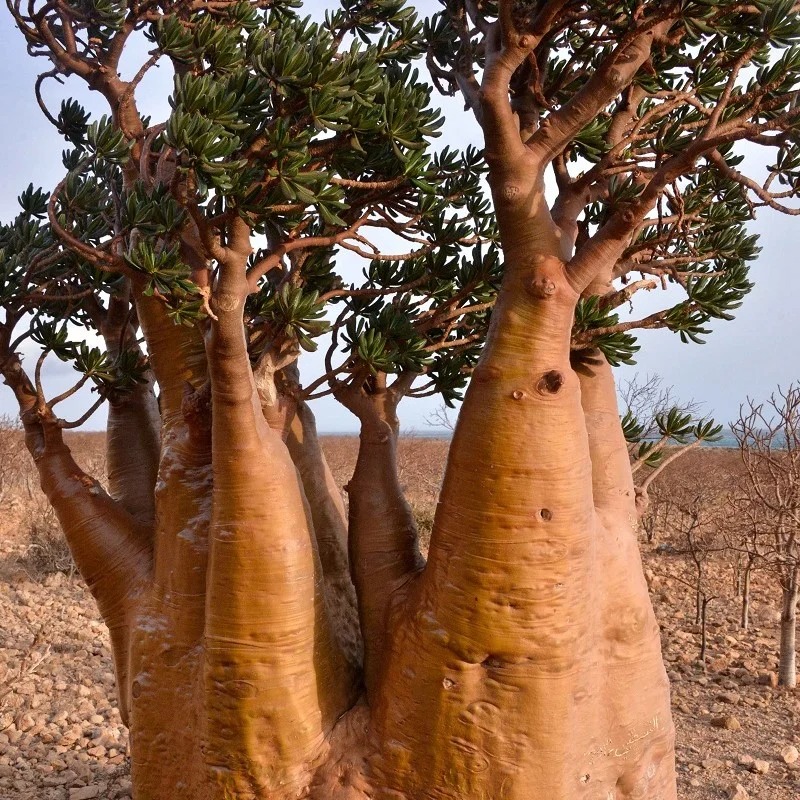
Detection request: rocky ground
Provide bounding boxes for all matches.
[0,438,797,800]
[0,569,130,800]
[651,557,800,800]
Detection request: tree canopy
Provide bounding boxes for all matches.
[2,0,798,427]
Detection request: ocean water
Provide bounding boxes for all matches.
[704,431,739,449]
[322,428,745,447]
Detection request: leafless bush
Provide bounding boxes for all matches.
[410,501,436,554]
[619,373,700,438]
[0,414,24,503]
[732,384,800,688]
[14,498,75,580]
[0,627,52,713]
[425,405,456,432]
[661,491,727,664]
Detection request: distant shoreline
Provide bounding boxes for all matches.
[59,428,744,448]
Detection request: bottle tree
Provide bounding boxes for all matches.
[2,0,800,798]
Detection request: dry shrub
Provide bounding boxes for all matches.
[641,446,741,546]
[411,502,436,555]
[16,500,75,580]
[0,415,25,504]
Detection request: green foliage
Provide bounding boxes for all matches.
[624,401,724,468]
[86,117,130,164]
[621,409,645,444]
[6,0,799,426]
[17,185,48,219]
[253,284,330,352]
[573,297,640,366]
[344,300,433,374]
[56,100,90,147]
[123,184,186,236]
[0,0,500,421]
[123,242,203,326]
[654,408,695,443]
[30,321,147,393]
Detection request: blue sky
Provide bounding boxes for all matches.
[0,3,798,433]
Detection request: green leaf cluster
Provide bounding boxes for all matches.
[573,297,640,367]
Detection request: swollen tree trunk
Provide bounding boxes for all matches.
[365,236,675,796]
[779,573,798,688]
[10,263,678,798]
[4,70,678,800]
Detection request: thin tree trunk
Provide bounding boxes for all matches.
[741,564,752,631]
[346,414,424,700]
[779,576,798,688]
[101,289,161,526]
[733,564,742,598]
[695,586,702,626]
[106,380,161,526]
[699,597,709,665]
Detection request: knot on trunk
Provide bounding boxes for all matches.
[528,277,557,299]
[537,370,564,395]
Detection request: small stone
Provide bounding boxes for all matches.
[717,691,741,705]
[737,754,755,768]
[757,671,779,688]
[711,715,741,731]
[750,759,769,774]
[781,745,799,765]
[17,714,35,732]
[69,787,101,800]
[701,758,724,771]
[726,784,749,800]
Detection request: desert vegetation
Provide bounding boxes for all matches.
[1,0,800,798]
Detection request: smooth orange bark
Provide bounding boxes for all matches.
[8,253,676,799]
[3,45,677,800]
